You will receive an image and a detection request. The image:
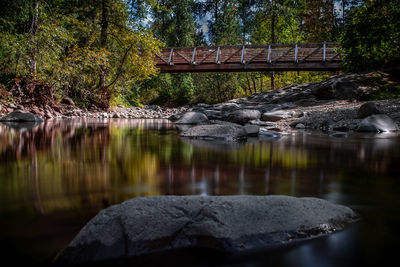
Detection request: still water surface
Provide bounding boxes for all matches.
[0,119,399,266]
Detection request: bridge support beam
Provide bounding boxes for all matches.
[158,62,341,73]
[155,43,342,73]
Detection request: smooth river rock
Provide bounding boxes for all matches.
[176,111,209,124]
[357,114,398,132]
[54,195,358,266]
[262,110,293,122]
[180,124,247,141]
[358,102,381,118]
[226,109,261,124]
[0,110,43,122]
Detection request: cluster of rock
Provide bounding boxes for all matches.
[60,105,186,120]
[172,72,399,140]
[0,98,185,120]
[55,195,358,266]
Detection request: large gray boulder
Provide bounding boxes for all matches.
[55,195,358,266]
[311,73,382,100]
[0,110,43,122]
[357,102,381,118]
[180,124,247,141]
[357,114,398,132]
[176,112,208,124]
[226,109,261,124]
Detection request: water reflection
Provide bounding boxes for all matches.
[1,119,399,216]
[0,119,400,265]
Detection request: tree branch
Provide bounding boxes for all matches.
[106,43,136,88]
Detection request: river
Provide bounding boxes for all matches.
[0,119,399,266]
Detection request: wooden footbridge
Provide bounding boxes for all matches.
[155,43,342,73]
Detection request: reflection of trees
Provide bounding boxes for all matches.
[159,133,400,197]
[0,120,399,215]
[0,119,176,215]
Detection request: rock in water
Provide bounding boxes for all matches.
[176,112,209,125]
[262,110,293,122]
[0,110,43,122]
[226,109,261,124]
[357,114,398,132]
[55,195,358,266]
[180,124,247,141]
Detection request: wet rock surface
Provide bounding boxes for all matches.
[357,114,398,132]
[226,109,261,124]
[175,111,209,125]
[55,195,358,266]
[180,124,247,141]
[0,110,43,122]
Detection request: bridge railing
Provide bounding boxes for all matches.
[155,43,342,73]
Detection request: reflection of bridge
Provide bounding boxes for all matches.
[156,43,342,73]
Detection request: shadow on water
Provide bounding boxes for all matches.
[0,119,399,266]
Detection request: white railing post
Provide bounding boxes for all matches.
[191,47,196,65]
[215,46,220,64]
[267,45,271,63]
[241,45,245,64]
[168,48,174,65]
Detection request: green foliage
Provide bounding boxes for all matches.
[1,0,383,108]
[0,0,161,108]
[303,0,337,42]
[341,0,400,72]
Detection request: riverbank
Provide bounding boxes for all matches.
[0,101,186,120]
[0,71,399,135]
[172,71,400,138]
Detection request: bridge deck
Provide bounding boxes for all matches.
[155,43,342,73]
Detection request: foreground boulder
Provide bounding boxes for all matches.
[0,110,43,122]
[180,124,247,141]
[357,114,398,132]
[55,195,358,266]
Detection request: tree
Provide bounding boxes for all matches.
[341,0,400,72]
[0,0,161,108]
[201,0,242,45]
[303,0,337,42]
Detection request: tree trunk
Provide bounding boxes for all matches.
[245,72,252,95]
[252,76,257,93]
[100,0,109,92]
[29,0,39,77]
[98,0,110,108]
[270,14,276,89]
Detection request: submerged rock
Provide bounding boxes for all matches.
[180,124,247,141]
[54,195,358,266]
[329,132,348,138]
[357,114,398,133]
[0,110,43,122]
[259,128,282,139]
